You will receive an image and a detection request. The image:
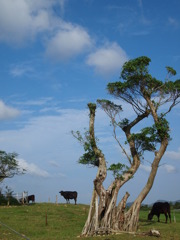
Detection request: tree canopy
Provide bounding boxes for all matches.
[0,150,25,182]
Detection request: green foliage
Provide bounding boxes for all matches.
[121,56,151,81]
[127,117,170,156]
[97,99,122,114]
[79,148,99,167]
[108,162,128,179]
[88,103,96,115]
[0,194,7,205]
[0,150,25,181]
[72,130,99,167]
[128,127,156,155]
[118,118,130,129]
[107,56,180,118]
[0,195,20,206]
[154,116,170,141]
[108,56,162,99]
[166,66,177,77]
[0,186,20,205]
[174,79,180,90]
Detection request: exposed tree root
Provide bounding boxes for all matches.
[79,229,160,238]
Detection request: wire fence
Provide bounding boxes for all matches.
[0,191,28,204]
[0,220,30,240]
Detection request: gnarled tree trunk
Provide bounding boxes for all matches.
[81,102,168,237]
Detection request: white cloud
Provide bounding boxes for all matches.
[18,158,50,178]
[0,100,20,120]
[0,0,54,45]
[162,164,176,173]
[46,24,92,61]
[165,147,180,160]
[0,107,89,197]
[0,0,93,61]
[140,163,177,174]
[0,108,88,164]
[17,97,53,106]
[10,64,34,77]
[140,163,176,174]
[86,42,129,77]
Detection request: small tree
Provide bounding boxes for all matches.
[0,185,20,206]
[73,56,180,236]
[5,185,13,206]
[0,150,25,182]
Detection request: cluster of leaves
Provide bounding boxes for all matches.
[108,162,128,179]
[127,116,170,156]
[128,127,156,156]
[97,99,122,114]
[0,150,25,180]
[118,118,129,129]
[88,103,97,115]
[107,57,162,98]
[71,130,99,167]
[107,56,180,117]
[155,116,170,141]
[166,66,177,78]
[165,79,180,90]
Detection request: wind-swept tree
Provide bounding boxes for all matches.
[73,56,180,236]
[0,151,25,182]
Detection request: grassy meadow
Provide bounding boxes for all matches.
[0,203,179,240]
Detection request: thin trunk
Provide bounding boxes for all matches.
[123,200,141,231]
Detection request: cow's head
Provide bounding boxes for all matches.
[59,191,63,195]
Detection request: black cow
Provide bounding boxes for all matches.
[148,202,171,223]
[19,194,35,204]
[59,191,77,205]
[27,194,35,203]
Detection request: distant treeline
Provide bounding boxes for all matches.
[0,194,20,206]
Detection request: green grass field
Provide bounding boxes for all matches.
[0,203,179,240]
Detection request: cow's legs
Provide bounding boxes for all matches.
[168,211,171,223]
[164,213,168,223]
[157,214,160,222]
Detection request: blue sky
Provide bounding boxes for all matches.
[0,0,180,204]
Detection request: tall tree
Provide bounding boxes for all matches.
[73,56,180,236]
[0,151,25,182]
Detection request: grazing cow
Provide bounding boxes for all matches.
[59,191,77,205]
[148,202,171,223]
[27,194,35,203]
